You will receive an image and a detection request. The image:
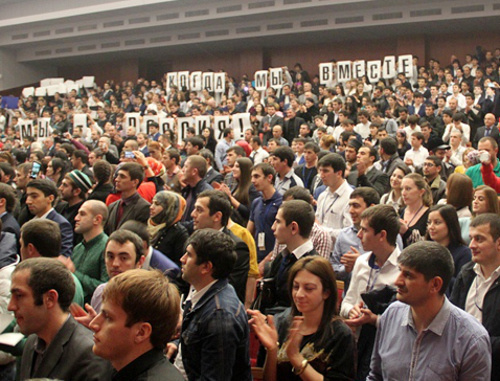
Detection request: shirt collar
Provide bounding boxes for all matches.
[291,240,314,260]
[186,279,218,309]
[403,298,452,337]
[35,208,54,220]
[473,262,500,281]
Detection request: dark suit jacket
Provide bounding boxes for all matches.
[225,228,250,303]
[356,168,390,196]
[283,116,306,145]
[1,212,20,240]
[105,193,150,235]
[259,114,284,144]
[46,209,74,257]
[204,167,224,186]
[20,316,112,381]
[473,125,500,148]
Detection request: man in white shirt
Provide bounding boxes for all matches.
[316,153,353,242]
[442,113,471,145]
[341,204,401,380]
[249,137,269,165]
[355,110,371,139]
[404,131,429,170]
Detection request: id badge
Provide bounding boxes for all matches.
[258,232,266,251]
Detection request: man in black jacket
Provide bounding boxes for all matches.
[451,213,500,381]
[190,190,249,303]
[265,199,317,313]
[90,269,183,381]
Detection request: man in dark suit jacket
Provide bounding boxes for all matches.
[191,190,250,303]
[11,258,112,381]
[258,103,284,145]
[0,183,20,241]
[265,200,317,314]
[25,179,74,257]
[473,113,500,148]
[283,107,306,145]
[90,269,184,380]
[105,163,150,235]
[349,146,390,196]
[200,149,224,186]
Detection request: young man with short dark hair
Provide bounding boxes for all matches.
[105,163,150,234]
[90,269,183,381]
[9,258,111,380]
[177,229,252,381]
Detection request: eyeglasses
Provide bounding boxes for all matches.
[423,162,435,167]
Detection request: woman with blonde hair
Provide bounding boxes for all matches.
[400,173,432,247]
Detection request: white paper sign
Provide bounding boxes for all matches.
[125,113,141,134]
[382,56,396,79]
[269,68,283,89]
[195,115,211,134]
[166,72,178,92]
[37,118,52,142]
[214,73,225,93]
[22,87,35,98]
[82,76,95,88]
[73,113,89,138]
[19,119,34,144]
[190,71,202,91]
[158,117,175,135]
[143,115,159,135]
[213,116,230,140]
[319,63,333,85]
[367,61,381,82]
[178,71,189,90]
[254,70,268,91]
[231,113,251,140]
[46,85,60,96]
[352,61,366,80]
[177,117,195,145]
[202,73,214,91]
[337,61,352,82]
[398,54,413,78]
[40,78,52,87]
[35,87,47,97]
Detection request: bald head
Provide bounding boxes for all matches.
[84,200,109,225]
[484,113,496,128]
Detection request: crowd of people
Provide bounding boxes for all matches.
[0,46,499,380]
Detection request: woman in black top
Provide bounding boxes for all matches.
[148,191,189,267]
[248,257,355,381]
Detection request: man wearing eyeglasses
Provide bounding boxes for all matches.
[451,213,500,381]
[422,155,446,205]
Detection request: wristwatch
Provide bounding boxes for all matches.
[292,359,308,375]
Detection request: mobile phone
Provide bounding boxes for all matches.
[124,151,135,159]
[30,161,41,179]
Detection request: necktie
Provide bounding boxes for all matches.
[486,128,491,137]
[115,200,125,229]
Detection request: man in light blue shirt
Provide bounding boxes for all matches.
[331,187,379,286]
[368,241,491,381]
[215,127,234,171]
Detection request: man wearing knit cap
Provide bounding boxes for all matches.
[59,170,93,246]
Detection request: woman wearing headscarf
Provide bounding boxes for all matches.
[148,191,189,267]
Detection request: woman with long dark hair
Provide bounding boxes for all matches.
[426,204,471,293]
[217,157,260,226]
[248,256,355,381]
[202,127,217,154]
